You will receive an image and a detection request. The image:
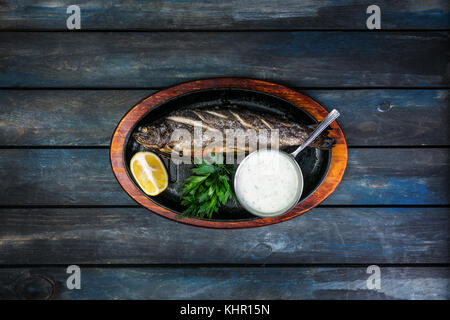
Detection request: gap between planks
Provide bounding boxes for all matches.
[0,29,449,33]
[0,204,448,209]
[0,263,448,269]
[0,87,449,90]
[0,146,448,149]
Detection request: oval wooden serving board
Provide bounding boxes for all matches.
[110,78,347,228]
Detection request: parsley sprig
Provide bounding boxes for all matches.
[180,154,236,219]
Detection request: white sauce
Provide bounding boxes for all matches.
[235,150,302,216]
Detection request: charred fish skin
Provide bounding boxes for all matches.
[133,106,334,155]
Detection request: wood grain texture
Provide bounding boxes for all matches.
[0,266,448,300]
[0,32,448,88]
[0,148,447,206]
[0,207,448,264]
[0,0,448,301]
[0,89,448,146]
[0,0,448,30]
[110,78,347,228]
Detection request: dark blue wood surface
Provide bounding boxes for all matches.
[0,0,448,300]
[0,0,448,30]
[0,148,447,206]
[0,207,448,264]
[1,267,448,300]
[0,32,448,88]
[0,89,448,146]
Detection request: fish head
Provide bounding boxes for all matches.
[133,124,168,149]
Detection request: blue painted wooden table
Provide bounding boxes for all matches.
[0,1,448,300]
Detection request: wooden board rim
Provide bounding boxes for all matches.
[110,77,348,228]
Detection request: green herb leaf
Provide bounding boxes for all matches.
[179,154,236,219]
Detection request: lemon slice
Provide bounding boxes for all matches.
[130,152,168,196]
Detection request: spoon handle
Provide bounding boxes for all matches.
[291,109,340,158]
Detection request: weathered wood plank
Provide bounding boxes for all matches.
[0,267,448,300]
[0,90,448,147]
[0,90,148,146]
[326,148,449,205]
[0,32,448,88]
[0,0,448,30]
[0,207,448,264]
[0,149,447,206]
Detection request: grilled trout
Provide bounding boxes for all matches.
[133,106,334,157]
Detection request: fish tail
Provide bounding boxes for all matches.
[307,124,335,150]
[320,137,335,150]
